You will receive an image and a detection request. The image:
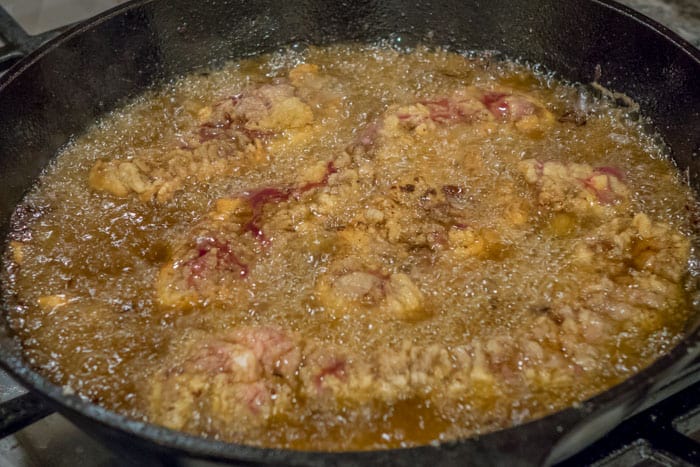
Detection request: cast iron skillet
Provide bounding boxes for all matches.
[0,0,699,465]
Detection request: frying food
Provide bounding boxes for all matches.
[4,44,698,450]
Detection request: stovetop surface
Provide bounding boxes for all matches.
[0,0,698,466]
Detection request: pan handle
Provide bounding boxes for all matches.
[0,6,74,73]
[0,391,54,438]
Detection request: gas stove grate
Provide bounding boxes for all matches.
[559,381,700,467]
